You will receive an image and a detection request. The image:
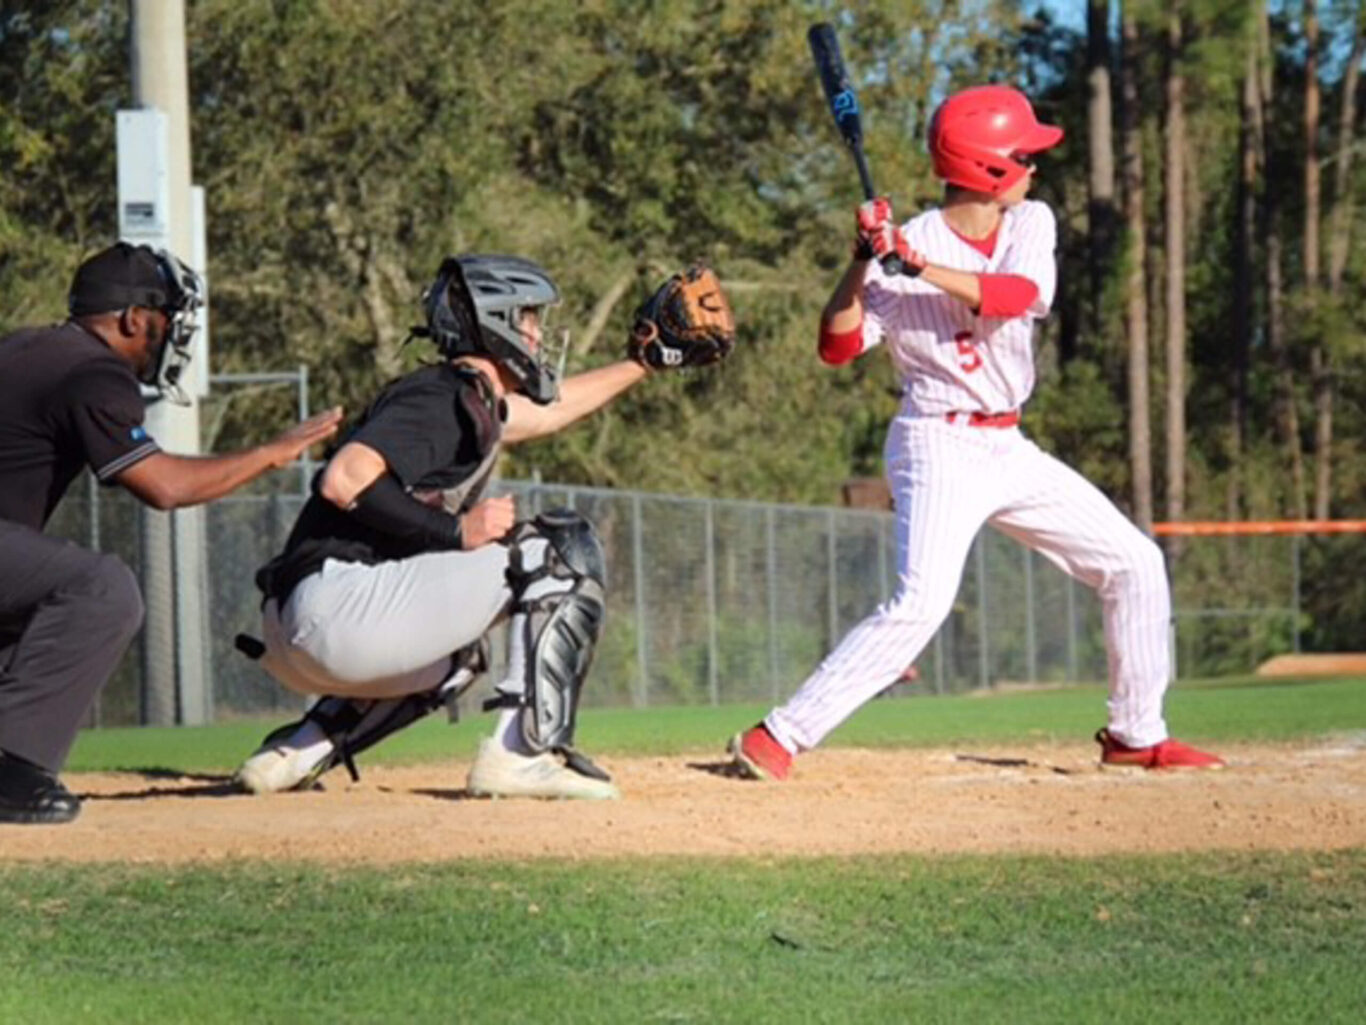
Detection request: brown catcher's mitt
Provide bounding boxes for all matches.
[629,264,736,370]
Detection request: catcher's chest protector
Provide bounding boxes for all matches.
[420,365,505,515]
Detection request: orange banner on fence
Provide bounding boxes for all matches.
[1152,520,1366,536]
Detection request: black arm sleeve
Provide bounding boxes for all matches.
[347,473,463,550]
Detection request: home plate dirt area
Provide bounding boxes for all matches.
[2,739,1364,864]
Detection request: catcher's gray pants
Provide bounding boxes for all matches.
[260,548,514,700]
[0,520,144,772]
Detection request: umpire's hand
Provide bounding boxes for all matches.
[264,407,344,467]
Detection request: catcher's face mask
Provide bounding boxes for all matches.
[515,307,571,387]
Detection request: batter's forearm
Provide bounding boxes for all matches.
[821,258,873,333]
[919,264,983,310]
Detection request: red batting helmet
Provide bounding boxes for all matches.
[927,85,1063,195]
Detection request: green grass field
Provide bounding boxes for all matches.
[3,674,1364,1024]
[62,673,1366,773]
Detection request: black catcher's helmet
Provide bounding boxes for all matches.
[419,254,561,405]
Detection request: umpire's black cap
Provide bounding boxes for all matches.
[68,242,171,316]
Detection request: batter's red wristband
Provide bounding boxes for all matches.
[818,323,863,366]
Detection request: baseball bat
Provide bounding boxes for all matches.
[806,22,905,275]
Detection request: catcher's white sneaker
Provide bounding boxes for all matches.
[235,721,335,794]
[465,739,620,801]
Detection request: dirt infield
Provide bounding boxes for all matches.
[3,738,1364,864]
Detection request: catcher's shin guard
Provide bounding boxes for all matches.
[490,510,606,755]
[257,640,486,787]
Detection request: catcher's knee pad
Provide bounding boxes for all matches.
[298,640,487,781]
[499,509,606,753]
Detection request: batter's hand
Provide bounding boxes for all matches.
[264,406,344,468]
[853,198,927,275]
[854,197,893,260]
[461,494,516,549]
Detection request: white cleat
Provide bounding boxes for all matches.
[235,724,335,794]
[465,739,620,801]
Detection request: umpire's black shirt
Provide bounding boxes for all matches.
[0,321,158,529]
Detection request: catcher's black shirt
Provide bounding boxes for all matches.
[258,362,504,599]
[0,321,158,530]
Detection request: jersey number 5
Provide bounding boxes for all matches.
[955,331,982,373]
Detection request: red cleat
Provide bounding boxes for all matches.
[1095,729,1225,770]
[728,723,793,781]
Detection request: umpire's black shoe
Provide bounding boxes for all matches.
[0,750,81,825]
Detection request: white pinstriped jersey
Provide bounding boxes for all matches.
[858,199,1057,416]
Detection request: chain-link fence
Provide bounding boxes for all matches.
[1167,531,1361,678]
[46,473,1343,728]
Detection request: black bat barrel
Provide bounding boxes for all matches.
[807,23,904,274]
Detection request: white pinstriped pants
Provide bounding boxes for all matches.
[766,415,1172,752]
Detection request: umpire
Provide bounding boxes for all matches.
[0,242,342,825]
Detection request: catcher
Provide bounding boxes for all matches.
[235,255,733,798]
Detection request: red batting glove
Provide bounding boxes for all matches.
[854,198,927,276]
[853,197,893,260]
[882,233,927,276]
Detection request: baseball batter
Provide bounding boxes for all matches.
[729,85,1223,780]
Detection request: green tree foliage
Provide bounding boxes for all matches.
[4,0,1025,504]
[1,0,1362,538]
[0,3,124,322]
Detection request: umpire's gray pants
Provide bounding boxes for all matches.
[0,520,144,772]
[260,547,514,700]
